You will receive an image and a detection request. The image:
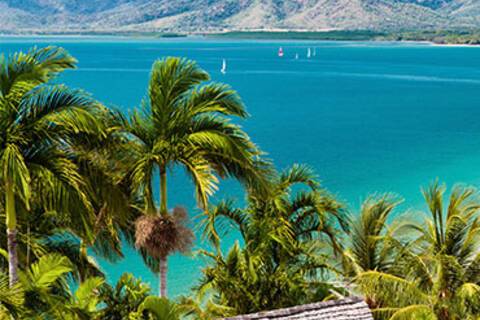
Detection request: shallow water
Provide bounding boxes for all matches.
[2,37,480,296]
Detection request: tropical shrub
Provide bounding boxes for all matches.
[97,272,151,320]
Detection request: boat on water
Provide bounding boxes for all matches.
[278,47,284,57]
[221,59,227,74]
[295,53,299,60]
[307,48,311,58]
[313,48,316,57]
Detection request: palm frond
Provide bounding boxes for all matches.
[349,194,403,273]
[139,296,181,320]
[149,57,209,125]
[0,272,24,317]
[278,164,319,191]
[21,254,72,291]
[0,46,76,98]
[186,82,247,118]
[0,143,31,208]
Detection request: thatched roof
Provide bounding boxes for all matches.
[222,297,373,320]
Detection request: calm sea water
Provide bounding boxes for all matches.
[2,36,480,296]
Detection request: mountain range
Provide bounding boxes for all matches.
[1,0,480,33]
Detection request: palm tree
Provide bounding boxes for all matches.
[123,57,271,297]
[0,47,105,286]
[343,194,405,278]
[342,194,415,311]
[196,165,348,315]
[67,108,142,271]
[354,182,480,319]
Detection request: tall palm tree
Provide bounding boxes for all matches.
[354,182,480,319]
[196,165,348,316]
[0,47,105,286]
[124,57,271,297]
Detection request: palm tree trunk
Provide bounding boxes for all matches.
[159,255,167,297]
[79,240,87,256]
[159,166,168,297]
[79,241,88,283]
[159,166,167,216]
[5,183,18,287]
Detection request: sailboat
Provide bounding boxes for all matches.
[221,59,227,74]
[307,48,311,58]
[278,47,284,57]
[313,48,316,57]
[295,53,299,60]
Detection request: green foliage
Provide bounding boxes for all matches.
[0,272,24,318]
[208,30,386,41]
[378,30,480,45]
[4,46,480,320]
[192,165,347,317]
[98,273,152,320]
[21,253,72,291]
[138,296,181,320]
[124,56,271,214]
[0,45,117,289]
[352,182,480,320]
[0,255,180,320]
[123,56,272,297]
[343,194,406,276]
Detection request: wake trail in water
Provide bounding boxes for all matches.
[327,72,480,85]
[76,67,150,73]
[236,70,480,85]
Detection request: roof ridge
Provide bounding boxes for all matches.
[222,296,371,320]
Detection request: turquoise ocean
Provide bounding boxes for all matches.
[1,37,480,296]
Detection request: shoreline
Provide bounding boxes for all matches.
[1,30,480,47]
[430,43,480,47]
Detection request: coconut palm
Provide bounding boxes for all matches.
[0,46,106,286]
[123,57,271,297]
[354,182,480,319]
[196,165,348,315]
[343,194,405,278]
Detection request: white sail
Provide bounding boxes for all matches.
[307,48,311,58]
[295,53,299,60]
[313,48,316,56]
[221,59,227,74]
